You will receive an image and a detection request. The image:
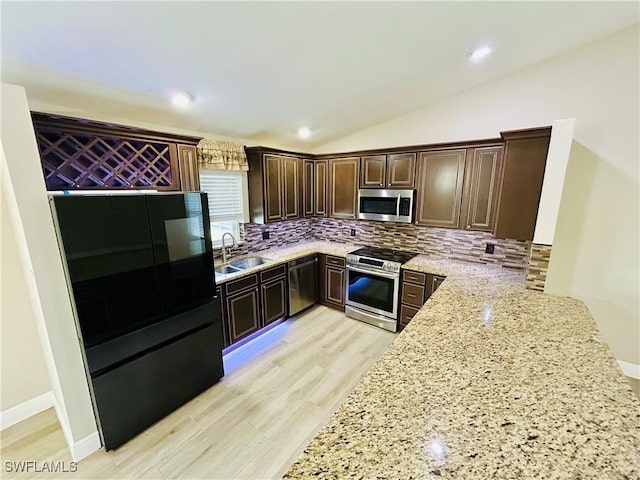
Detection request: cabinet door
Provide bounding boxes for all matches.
[283,157,299,219]
[360,155,386,188]
[303,159,314,217]
[226,288,260,344]
[399,304,420,327]
[177,144,200,191]
[387,153,416,188]
[329,157,359,219]
[429,275,445,295]
[314,160,328,216]
[326,266,345,307]
[318,255,327,302]
[416,149,466,228]
[261,277,287,326]
[263,154,283,222]
[461,146,503,232]
[494,129,551,240]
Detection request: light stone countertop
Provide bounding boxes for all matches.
[213,240,362,284]
[215,241,640,477]
[272,243,639,479]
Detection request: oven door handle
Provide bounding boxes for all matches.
[396,194,401,217]
[347,265,399,279]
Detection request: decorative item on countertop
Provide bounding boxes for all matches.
[197,139,249,171]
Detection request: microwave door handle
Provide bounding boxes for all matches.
[396,194,401,217]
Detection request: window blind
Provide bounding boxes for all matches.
[199,170,245,246]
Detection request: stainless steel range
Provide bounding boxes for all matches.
[345,246,417,332]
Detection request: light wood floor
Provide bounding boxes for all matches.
[0,306,395,480]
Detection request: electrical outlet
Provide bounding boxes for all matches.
[350,228,356,236]
[262,230,270,240]
[485,243,495,254]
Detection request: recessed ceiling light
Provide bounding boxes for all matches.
[469,45,492,62]
[297,126,311,139]
[170,92,193,107]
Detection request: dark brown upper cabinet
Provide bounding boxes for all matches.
[460,146,503,232]
[387,153,416,188]
[246,148,301,224]
[360,155,386,188]
[360,153,416,189]
[329,157,359,219]
[494,127,551,241]
[314,160,328,216]
[31,112,200,192]
[282,157,299,219]
[302,159,328,217]
[415,149,467,228]
[263,154,284,222]
[303,159,315,217]
[176,144,200,191]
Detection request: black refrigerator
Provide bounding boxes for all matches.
[50,192,224,450]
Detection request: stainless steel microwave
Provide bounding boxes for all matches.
[357,189,414,223]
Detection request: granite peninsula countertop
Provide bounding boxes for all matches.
[215,241,639,477]
[251,242,640,479]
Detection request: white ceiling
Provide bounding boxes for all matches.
[1,2,638,150]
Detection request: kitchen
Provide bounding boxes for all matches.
[2,1,637,478]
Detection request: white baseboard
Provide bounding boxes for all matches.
[0,391,55,431]
[618,360,640,379]
[72,431,101,462]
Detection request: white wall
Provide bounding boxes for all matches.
[1,178,52,412]
[533,118,575,245]
[1,84,100,459]
[315,25,640,366]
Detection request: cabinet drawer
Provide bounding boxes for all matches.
[260,264,286,283]
[402,282,425,307]
[400,304,420,326]
[225,273,258,296]
[403,270,426,285]
[431,275,446,294]
[326,255,346,268]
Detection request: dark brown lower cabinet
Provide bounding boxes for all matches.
[399,270,446,328]
[225,287,260,345]
[319,254,346,310]
[260,272,287,327]
[399,270,427,327]
[222,266,288,348]
[430,275,445,294]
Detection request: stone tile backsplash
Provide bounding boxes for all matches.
[224,217,531,270]
[526,243,552,291]
[225,218,315,257]
[310,218,530,269]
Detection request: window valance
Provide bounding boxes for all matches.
[197,139,248,171]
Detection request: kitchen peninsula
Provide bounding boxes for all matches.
[213,241,640,478]
[247,243,640,478]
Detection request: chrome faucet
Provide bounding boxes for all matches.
[221,232,238,264]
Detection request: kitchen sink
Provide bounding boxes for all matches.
[228,257,272,269]
[215,265,242,275]
[214,257,272,279]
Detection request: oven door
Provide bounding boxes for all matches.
[345,265,399,319]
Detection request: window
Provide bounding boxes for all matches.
[199,170,247,247]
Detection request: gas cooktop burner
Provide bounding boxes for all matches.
[348,246,417,265]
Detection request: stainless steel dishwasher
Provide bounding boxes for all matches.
[288,254,318,316]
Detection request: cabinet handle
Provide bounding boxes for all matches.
[407,293,416,298]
